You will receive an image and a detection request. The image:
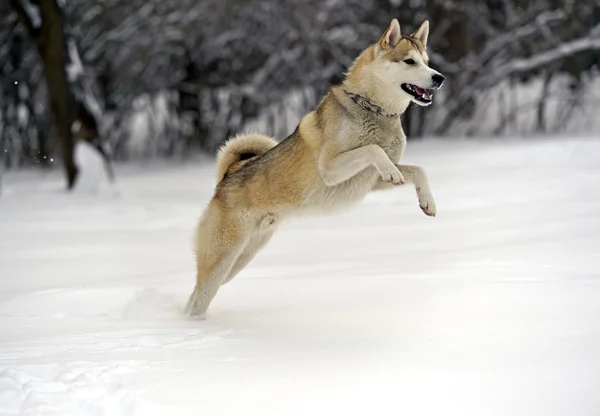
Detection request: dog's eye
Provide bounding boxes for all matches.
[404,59,415,65]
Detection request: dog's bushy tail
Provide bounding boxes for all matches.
[215,133,278,183]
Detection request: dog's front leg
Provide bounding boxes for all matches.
[319,144,404,186]
[373,164,436,217]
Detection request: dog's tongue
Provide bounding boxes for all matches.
[413,86,425,96]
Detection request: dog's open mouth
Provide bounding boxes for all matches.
[401,83,433,104]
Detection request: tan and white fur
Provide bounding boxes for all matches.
[186,19,445,318]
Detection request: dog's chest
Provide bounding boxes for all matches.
[369,123,406,163]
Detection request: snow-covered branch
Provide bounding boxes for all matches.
[20,0,41,29]
[434,28,600,135]
[476,10,566,68]
[492,34,600,82]
[8,0,41,35]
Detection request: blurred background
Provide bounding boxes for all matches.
[1,3,600,411]
[1,0,599,189]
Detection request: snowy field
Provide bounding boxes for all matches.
[1,137,600,416]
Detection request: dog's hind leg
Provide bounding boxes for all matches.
[222,214,278,285]
[186,203,250,318]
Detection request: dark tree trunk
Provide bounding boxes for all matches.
[9,0,112,189]
[537,70,553,133]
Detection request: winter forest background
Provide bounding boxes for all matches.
[1,0,599,189]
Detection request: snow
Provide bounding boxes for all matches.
[72,140,114,195]
[20,0,41,29]
[444,73,600,136]
[66,39,85,83]
[16,105,28,128]
[126,92,175,158]
[65,38,104,123]
[242,87,316,139]
[1,137,600,415]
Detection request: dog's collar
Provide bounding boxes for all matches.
[343,90,399,118]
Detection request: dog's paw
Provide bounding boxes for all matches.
[419,193,436,217]
[189,310,207,320]
[184,289,207,319]
[186,301,208,320]
[380,165,405,185]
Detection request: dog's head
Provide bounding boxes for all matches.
[345,19,444,112]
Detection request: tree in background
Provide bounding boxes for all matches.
[7,0,113,189]
[422,0,600,136]
[1,0,600,186]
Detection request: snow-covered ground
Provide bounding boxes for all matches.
[1,137,600,416]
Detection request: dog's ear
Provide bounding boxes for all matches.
[411,20,429,47]
[379,19,401,50]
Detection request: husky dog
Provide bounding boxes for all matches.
[186,19,444,318]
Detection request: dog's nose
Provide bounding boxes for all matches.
[432,74,445,87]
